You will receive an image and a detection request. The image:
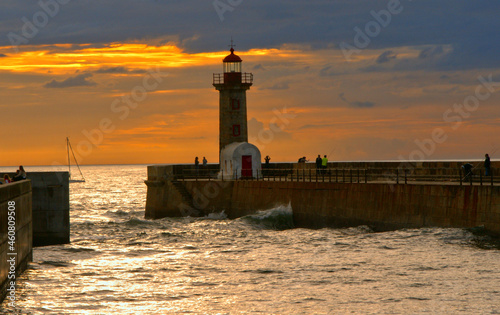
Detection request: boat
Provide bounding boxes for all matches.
[67,137,86,183]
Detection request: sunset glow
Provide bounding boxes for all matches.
[1,2,499,166]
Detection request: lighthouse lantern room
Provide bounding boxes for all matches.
[223,48,242,73]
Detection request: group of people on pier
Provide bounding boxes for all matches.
[194,157,208,169]
[265,155,330,175]
[462,153,492,180]
[191,153,492,182]
[315,155,329,174]
[0,165,26,184]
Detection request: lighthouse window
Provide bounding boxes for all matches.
[224,62,241,73]
[232,125,241,137]
[232,99,240,110]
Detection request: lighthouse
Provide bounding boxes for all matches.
[213,44,261,179]
[213,45,253,154]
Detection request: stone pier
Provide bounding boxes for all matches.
[29,172,70,246]
[145,162,500,236]
[0,180,32,304]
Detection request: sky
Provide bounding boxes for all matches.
[1,0,499,166]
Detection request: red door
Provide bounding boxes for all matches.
[242,155,252,178]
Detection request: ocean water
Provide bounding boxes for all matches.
[1,165,500,314]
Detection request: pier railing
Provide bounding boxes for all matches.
[173,166,499,186]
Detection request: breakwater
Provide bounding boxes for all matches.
[29,172,70,246]
[0,180,32,305]
[145,162,500,235]
[0,171,69,304]
[2,172,70,246]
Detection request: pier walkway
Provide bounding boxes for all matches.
[172,166,500,187]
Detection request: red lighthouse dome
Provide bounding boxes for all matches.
[223,48,242,62]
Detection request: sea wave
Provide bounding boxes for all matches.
[201,211,228,220]
[104,209,130,217]
[61,247,96,253]
[341,225,374,235]
[240,203,294,230]
[123,217,156,226]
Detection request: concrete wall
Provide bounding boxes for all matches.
[187,181,500,235]
[145,165,500,235]
[0,180,32,303]
[28,172,70,246]
[231,181,499,233]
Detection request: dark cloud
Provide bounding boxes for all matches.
[339,92,375,108]
[298,123,335,130]
[319,65,343,77]
[376,50,397,64]
[338,92,347,102]
[361,46,451,73]
[0,53,6,57]
[419,46,444,59]
[94,66,147,74]
[44,73,97,88]
[1,1,500,70]
[319,65,333,77]
[253,64,265,71]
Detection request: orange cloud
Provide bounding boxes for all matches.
[0,43,297,76]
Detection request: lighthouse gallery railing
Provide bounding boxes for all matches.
[213,73,253,85]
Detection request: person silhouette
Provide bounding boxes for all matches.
[485,153,491,176]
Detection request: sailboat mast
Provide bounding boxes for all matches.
[68,139,85,181]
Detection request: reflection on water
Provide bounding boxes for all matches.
[1,165,500,314]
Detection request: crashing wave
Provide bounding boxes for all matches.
[202,211,228,220]
[241,203,294,230]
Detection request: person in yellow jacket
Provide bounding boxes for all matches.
[321,155,328,174]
